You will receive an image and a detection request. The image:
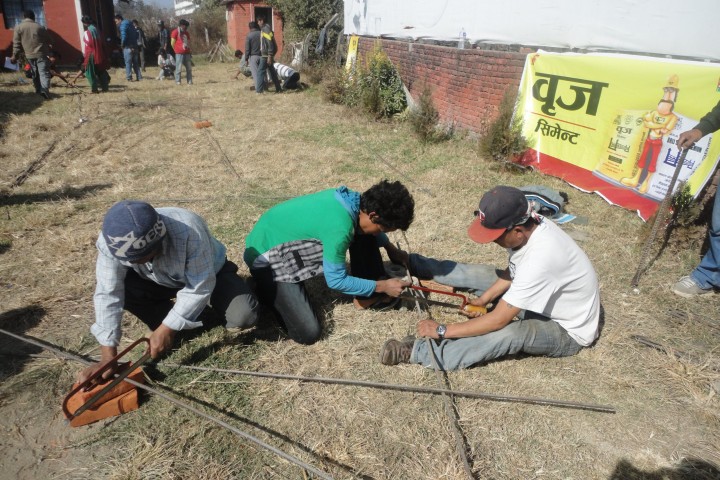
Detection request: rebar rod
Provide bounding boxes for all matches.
[0,328,334,480]
[166,364,616,413]
[631,148,689,287]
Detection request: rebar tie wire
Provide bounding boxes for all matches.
[397,231,476,479]
[0,328,334,480]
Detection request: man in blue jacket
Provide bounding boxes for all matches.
[114,14,142,81]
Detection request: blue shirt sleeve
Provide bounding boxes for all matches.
[323,259,376,297]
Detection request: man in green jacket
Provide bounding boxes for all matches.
[11,10,52,99]
[672,101,720,297]
[244,180,414,344]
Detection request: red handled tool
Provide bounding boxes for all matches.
[408,284,487,314]
[63,338,151,426]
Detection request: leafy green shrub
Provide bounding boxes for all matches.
[479,91,529,163]
[407,85,453,143]
[321,43,406,119]
[671,181,702,228]
[359,45,406,118]
[322,65,349,104]
[267,0,341,43]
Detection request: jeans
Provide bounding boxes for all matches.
[409,253,500,294]
[123,260,259,331]
[257,56,281,92]
[175,53,192,84]
[691,188,720,289]
[411,314,583,370]
[123,47,142,80]
[138,46,145,71]
[28,57,50,95]
[406,253,583,370]
[247,234,387,345]
[248,55,261,92]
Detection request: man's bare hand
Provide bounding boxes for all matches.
[417,318,440,338]
[76,345,118,384]
[677,128,703,150]
[458,297,487,318]
[376,277,411,297]
[148,324,176,359]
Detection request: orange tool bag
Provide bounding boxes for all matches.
[63,339,149,427]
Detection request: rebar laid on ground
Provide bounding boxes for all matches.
[0,328,334,480]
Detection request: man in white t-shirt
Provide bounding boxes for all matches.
[380,185,601,370]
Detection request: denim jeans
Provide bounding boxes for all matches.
[28,57,50,95]
[123,260,258,330]
[175,53,192,84]
[247,234,387,345]
[411,313,583,370]
[409,253,500,294]
[406,253,583,370]
[690,189,720,289]
[123,47,142,80]
[249,265,321,344]
[257,56,281,93]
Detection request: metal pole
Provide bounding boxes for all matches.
[631,148,689,288]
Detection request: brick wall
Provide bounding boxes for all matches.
[356,36,529,133]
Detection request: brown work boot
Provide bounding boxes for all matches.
[379,337,415,365]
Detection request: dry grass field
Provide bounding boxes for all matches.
[1,60,719,480]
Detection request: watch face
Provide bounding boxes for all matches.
[436,324,447,337]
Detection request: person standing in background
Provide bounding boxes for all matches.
[171,19,192,85]
[73,16,111,93]
[256,16,281,93]
[10,10,52,99]
[157,20,170,54]
[132,19,147,72]
[244,21,262,93]
[114,14,141,81]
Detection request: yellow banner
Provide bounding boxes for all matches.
[517,51,720,219]
[345,35,359,72]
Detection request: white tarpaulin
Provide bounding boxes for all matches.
[345,0,719,61]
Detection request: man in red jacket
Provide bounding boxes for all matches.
[171,19,192,85]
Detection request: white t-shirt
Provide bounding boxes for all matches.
[502,218,600,346]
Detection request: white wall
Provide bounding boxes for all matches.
[345,0,719,62]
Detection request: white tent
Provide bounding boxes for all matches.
[345,0,719,62]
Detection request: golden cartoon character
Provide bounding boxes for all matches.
[621,75,679,194]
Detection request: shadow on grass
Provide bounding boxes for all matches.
[146,331,374,479]
[0,183,113,207]
[610,457,720,480]
[0,305,46,380]
[0,89,46,118]
[148,378,376,480]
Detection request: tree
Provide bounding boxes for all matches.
[266,0,342,43]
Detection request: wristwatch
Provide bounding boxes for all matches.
[436,324,447,340]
